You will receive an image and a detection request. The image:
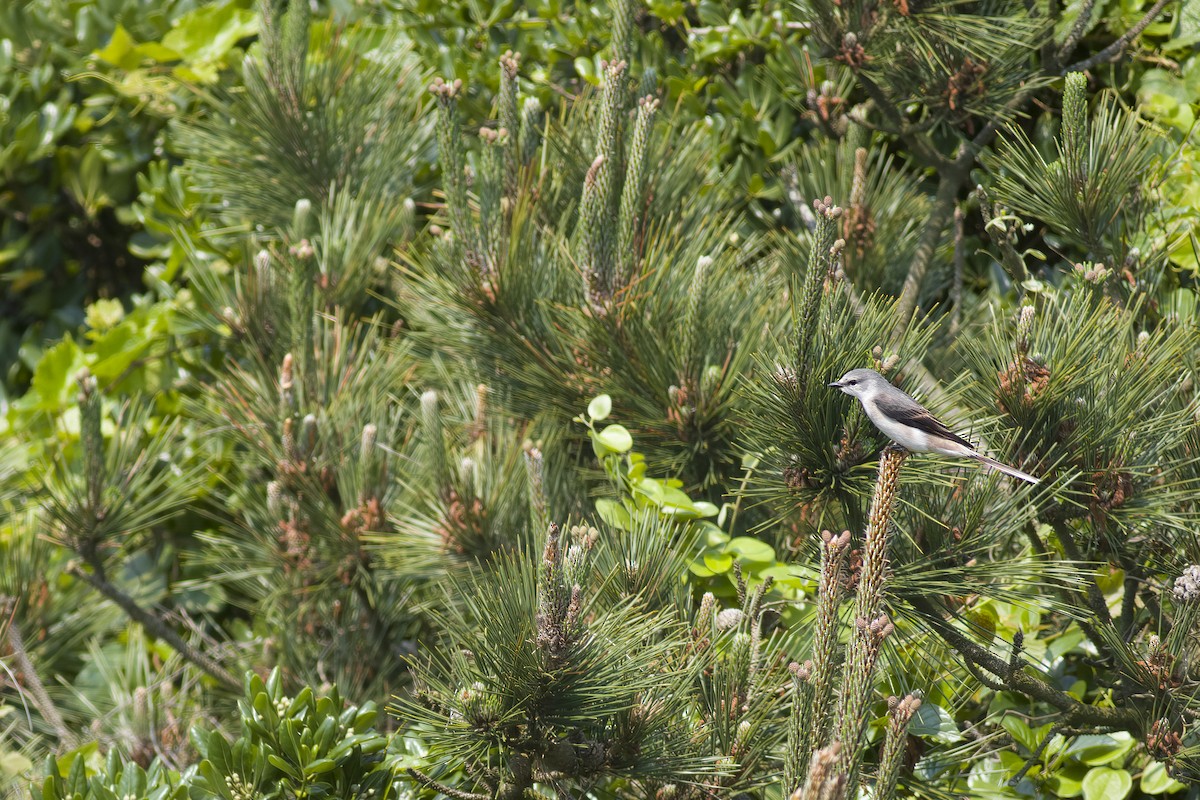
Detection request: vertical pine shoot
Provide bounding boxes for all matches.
[876,692,923,800]
[611,0,637,66]
[478,126,506,279]
[430,77,472,261]
[578,59,629,313]
[520,96,544,164]
[677,254,712,371]
[796,198,844,392]
[792,530,852,780]
[499,51,521,204]
[421,389,451,504]
[579,155,611,313]
[1062,71,1088,190]
[617,95,659,286]
[834,446,907,787]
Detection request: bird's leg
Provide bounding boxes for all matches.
[883,443,909,457]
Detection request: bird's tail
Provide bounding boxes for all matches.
[973,454,1040,485]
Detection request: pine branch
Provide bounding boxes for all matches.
[1057,0,1098,64]
[975,186,1028,286]
[855,75,951,172]
[908,595,1141,730]
[890,146,970,341]
[877,693,922,800]
[834,447,907,786]
[2,604,76,748]
[1065,0,1171,73]
[408,768,491,800]
[67,563,240,691]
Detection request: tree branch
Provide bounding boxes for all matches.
[2,604,77,748]
[890,148,970,341]
[909,595,1141,730]
[1065,0,1171,73]
[856,75,952,171]
[975,185,1029,287]
[1057,0,1098,65]
[68,563,240,691]
[408,768,491,800]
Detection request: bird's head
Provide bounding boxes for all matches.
[828,368,885,399]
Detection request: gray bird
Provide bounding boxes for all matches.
[829,368,1040,484]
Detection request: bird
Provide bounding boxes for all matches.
[828,368,1040,484]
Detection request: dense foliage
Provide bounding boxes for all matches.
[2,0,1199,798]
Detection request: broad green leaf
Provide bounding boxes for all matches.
[595,498,632,530]
[1081,767,1131,800]
[0,750,33,778]
[23,335,84,412]
[909,703,964,743]
[1001,715,1038,752]
[1139,762,1186,795]
[724,537,774,563]
[1045,763,1087,798]
[1067,732,1134,766]
[703,553,734,573]
[587,394,612,421]
[162,3,259,68]
[596,424,633,453]
[94,25,137,69]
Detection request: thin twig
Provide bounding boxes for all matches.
[909,595,1140,730]
[1065,0,1171,73]
[975,186,1029,286]
[950,205,965,338]
[1057,0,1098,64]
[68,563,240,690]
[890,146,971,341]
[408,768,491,800]
[3,608,76,747]
[1008,720,1064,785]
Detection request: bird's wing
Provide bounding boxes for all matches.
[874,391,975,450]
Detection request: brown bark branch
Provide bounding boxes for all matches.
[408,768,492,800]
[889,151,969,341]
[1065,0,1171,73]
[68,563,240,691]
[3,606,77,748]
[909,596,1141,730]
[1057,0,1098,65]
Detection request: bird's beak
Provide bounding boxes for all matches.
[827,381,843,389]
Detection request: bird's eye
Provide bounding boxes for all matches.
[848,380,857,386]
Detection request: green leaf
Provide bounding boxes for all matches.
[909,703,964,744]
[1001,715,1038,752]
[703,553,734,573]
[0,750,33,778]
[596,424,633,453]
[1140,762,1186,795]
[85,298,125,331]
[1081,767,1132,800]
[1066,733,1134,766]
[22,335,84,412]
[161,3,259,68]
[724,537,774,563]
[1046,771,1084,798]
[588,394,612,421]
[595,498,632,530]
[95,25,137,69]
[266,754,300,780]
